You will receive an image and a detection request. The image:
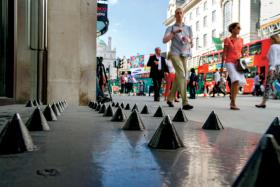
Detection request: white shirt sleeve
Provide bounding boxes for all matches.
[268,45,280,71]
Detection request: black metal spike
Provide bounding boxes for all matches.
[43,104,57,121]
[148,115,184,149]
[122,110,145,131]
[0,113,35,155]
[202,111,224,130]
[26,107,50,131]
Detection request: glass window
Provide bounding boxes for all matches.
[206,73,213,81]
[223,1,232,36]
[203,16,207,27]
[212,29,216,38]
[196,21,200,31]
[203,34,208,47]
[196,37,200,50]
[196,7,200,16]
[249,42,262,55]
[213,54,219,62]
[212,10,216,23]
[204,1,207,11]
[207,54,213,63]
[190,12,192,20]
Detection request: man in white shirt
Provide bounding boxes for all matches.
[212,69,225,97]
[163,7,194,110]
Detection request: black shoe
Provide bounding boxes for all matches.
[183,104,193,110]
[154,97,160,102]
[255,104,266,108]
[167,101,174,107]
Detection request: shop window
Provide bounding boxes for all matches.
[249,42,262,55]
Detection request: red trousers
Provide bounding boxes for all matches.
[164,73,176,97]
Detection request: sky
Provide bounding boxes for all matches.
[100,0,170,58]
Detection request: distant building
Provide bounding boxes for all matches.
[97,37,117,80]
[259,0,280,38]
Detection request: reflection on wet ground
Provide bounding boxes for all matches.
[0,105,260,187]
[91,108,260,187]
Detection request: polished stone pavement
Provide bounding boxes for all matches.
[0,95,278,187]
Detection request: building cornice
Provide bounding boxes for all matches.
[164,0,201,26]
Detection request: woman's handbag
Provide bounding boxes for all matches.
[236,58,249,73]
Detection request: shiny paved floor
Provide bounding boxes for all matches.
[0,97,262,187]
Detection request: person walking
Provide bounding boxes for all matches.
[212,69,226,97]
[220,73,227,95]
[163,7,194,110]
[253,72,261,96]
[120,72,126,94]
[189,68,197,99]
[127,71,135,95]
[256,34,280,108]
[164,52,179,102]
[147,47,169,101]
[222,22,246,110]
[211,69,220,97]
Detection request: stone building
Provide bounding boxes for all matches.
[97,37,117,80]
[0,0,97,105]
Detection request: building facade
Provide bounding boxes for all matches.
[97,37,117,80]
[259,0,280,38]
[0,0,97,105]
[165,0,261,68]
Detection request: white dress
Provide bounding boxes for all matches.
[225,63,246,86]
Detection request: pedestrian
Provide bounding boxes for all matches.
[211,69,220,97]
[222,22,246,110]
[127,71,135,95]
[256,34,280,108]
[253,72,261,96]
[124,72,128,93]
[210,69,226,97]
[220,73,227,95]
[120,72,126,94]
[164,52,179,102]
[138,80,145,96]
[147,47,169,101]
[163,7,194,110]
[189,68,197,99]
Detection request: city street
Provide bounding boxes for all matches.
[0,95,278,186]
[112,95,279,134]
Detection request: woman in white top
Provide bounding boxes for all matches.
[256,34,280,108]
[164,52,179,101]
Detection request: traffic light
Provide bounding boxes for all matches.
[119,60,123,69]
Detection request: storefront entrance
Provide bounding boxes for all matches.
[0,0,15,99]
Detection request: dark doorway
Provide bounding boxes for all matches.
[0,0,15,98]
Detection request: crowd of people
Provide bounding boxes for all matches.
[116,8,280,110]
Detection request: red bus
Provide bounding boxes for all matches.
[197,38,271,94]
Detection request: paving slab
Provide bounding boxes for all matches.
[0,100,262,187]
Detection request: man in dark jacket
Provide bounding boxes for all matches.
[189,68,198,99]
[147,47,169,101]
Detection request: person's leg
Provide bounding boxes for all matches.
[153,78,159,101]
[257,72,274,106]
[158,79,162,101]
[164,74,170,100]
[190,86,195,98]
[230,81,240,110]
[167,56,184,103]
